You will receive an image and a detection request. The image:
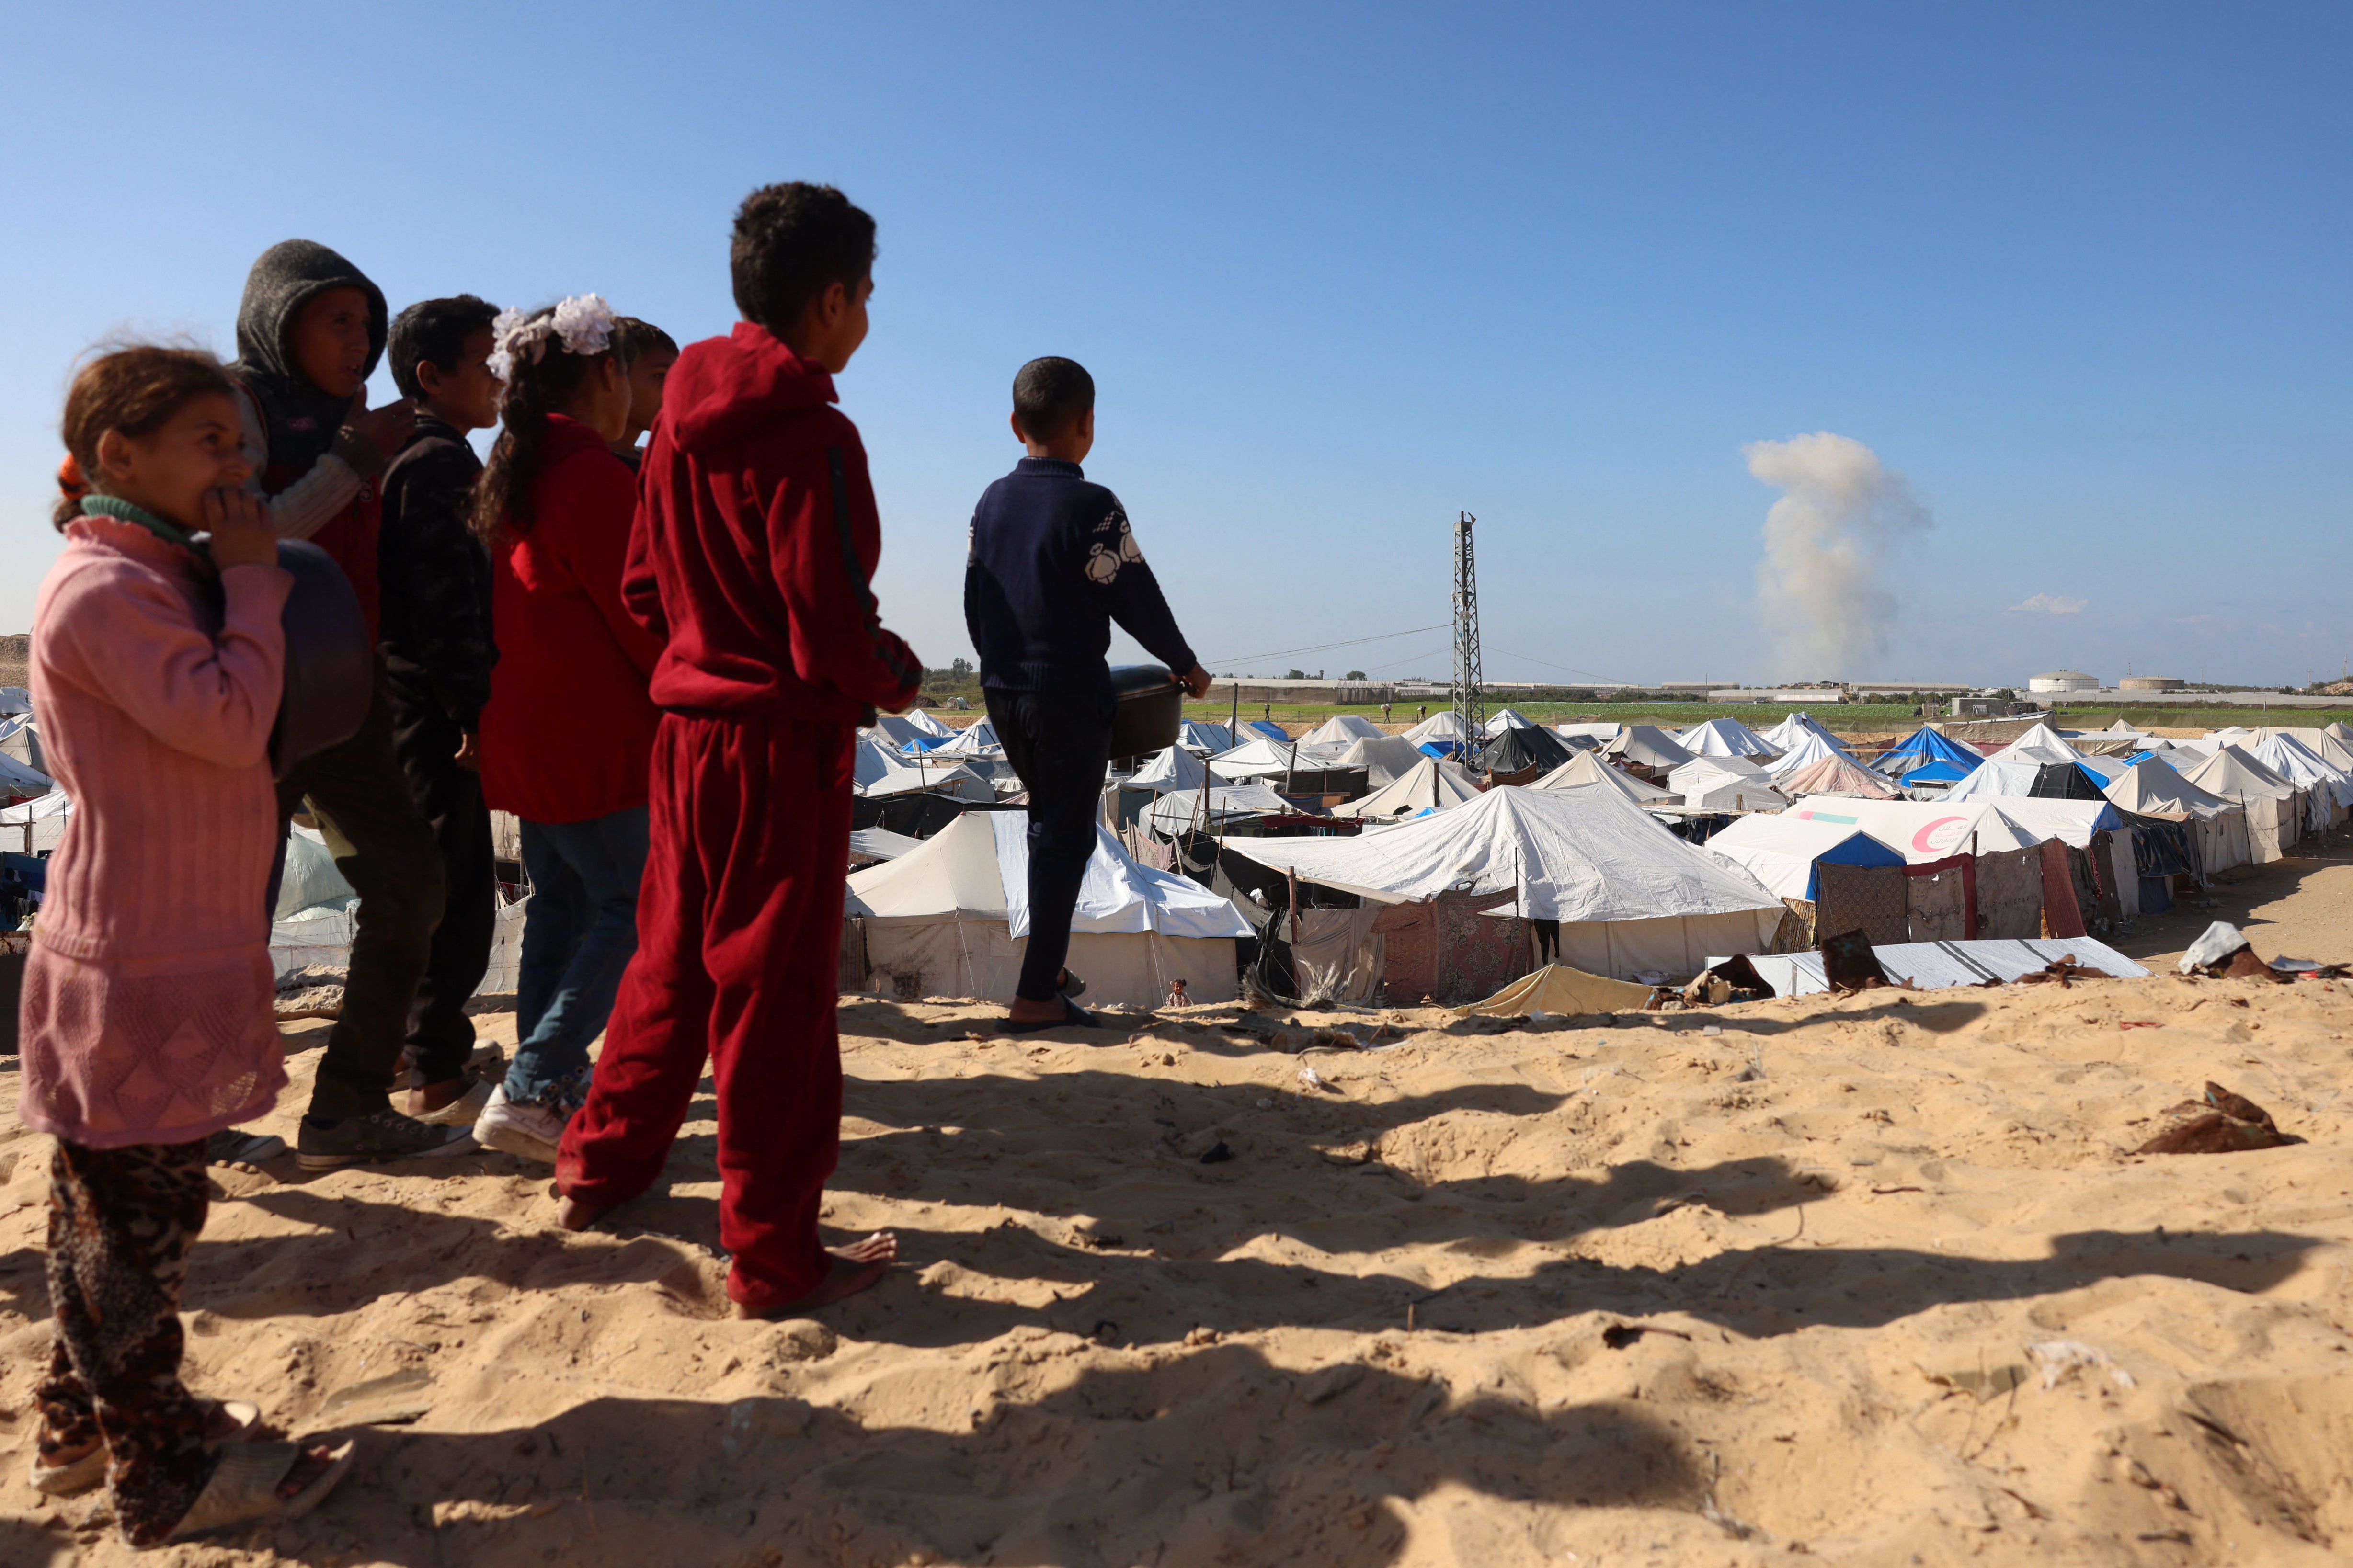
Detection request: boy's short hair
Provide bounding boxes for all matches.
[388,294,501,399]
[1012,357,1095,443]
[731,183,876,336]
[614,316,679,363]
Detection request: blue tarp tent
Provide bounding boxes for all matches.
[1874,726,1984,784]
[1245,720,1290,741]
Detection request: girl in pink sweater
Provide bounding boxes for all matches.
[20,346,352,1542]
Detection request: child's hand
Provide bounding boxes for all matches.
[203,487,279,570]
[347,392,417,464]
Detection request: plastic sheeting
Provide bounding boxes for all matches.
[1299,714,1387,745]
[1716,937,2149,997]
[1332,734,1433,787]
[1760,712,1853,757]
[1531,751,1678,803]
[1457,963,1658,1017]
[1676,717,1776,758]
[1126,745,1210,793]
[1668,758,1787,813]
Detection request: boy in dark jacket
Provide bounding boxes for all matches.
[379,294,504,1124]
[232,239,471,1168]
[556,183,918,1316]
[964,357,1212,1030]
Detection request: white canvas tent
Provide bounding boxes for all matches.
[1531,750,1678,804]
[1300,714,1386,745]
[1401,710,1468,745]
[1988,723,2085,764]
[1176,720,1234,754]
[1676,717,1776,759]
[1763,728,1844,777]
[845,812,1249,1006]
[1207,736,1346,780]
[1702,814,1907,901]
[2250,733,2353,827]
[1760,712,1853,757]
[1332,755,1482,821]
[1483,709,1536,736]
[1668,757,1787,812]
[858,753,996,802]
[0,688,29,716]
[1125,745,1210,793]
[1604,725,1697,770]
[1782,797,2050,864]
[1333,733,1433,787]
[2102,758,2251,874]
[1,787,72,852]
[2182,746,2302,862]
[1775,755,1899,799]
[901,709,956,738]
[1225,785,1784,981]
[1142,781,1292,834]
[930,720,1004,758]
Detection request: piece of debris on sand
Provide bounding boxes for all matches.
[2134,1081,2305,1155]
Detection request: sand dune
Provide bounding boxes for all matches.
[6,862,2353,1564]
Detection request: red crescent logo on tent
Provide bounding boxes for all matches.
[1912,817,1965,854]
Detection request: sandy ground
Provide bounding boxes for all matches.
[5,849,2353,1564]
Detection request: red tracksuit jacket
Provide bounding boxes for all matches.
[623,322,920,719]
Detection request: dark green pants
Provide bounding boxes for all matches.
[277,693,445,1120]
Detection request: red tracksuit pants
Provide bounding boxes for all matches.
[557,711,854,1313]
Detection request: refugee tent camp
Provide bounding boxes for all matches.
[2182,745,2304,862]
[1668,757,1788,812]
[1762,728,1844,777]
[931,720,1004,758]
[1676,717,1777,759]
[901,709,956,738]
[1299,714,1386,746]
[1760,711,1853,757]
[1775,755,1899,800]
[846,828,925,867]
[1603,725,1697,772]
[1401,710,1469,748]
[844,811,1250,1005]
[1870,725,1985,784]
[1332,733,1432,787]
[1483,709,1536,735]
[0,713,47,779]
[1142,781,1294,834]
[1227,785,1785,980]
[1554,722,1622,746]
[867,714,935,750]
[858,752,996,803]
[2250,733,2353,828]
[854,735,904,788]
[1125,744,1210,793]
[2102,758,2251,874]
[1702,814,1907,901]
[0,688,29,716]
[1177,721,1234,753]
[1942,755,2108,804]
[0,787,71,852]
[1243,719,1291,741]
[1332,755,1482,820]
[1208,735,1341,780]
[1531,750,1678,804]
[0,746,48,802]
[1987,723,2086,764]
[1781,797,2045,864]
[1478,724,1573,781]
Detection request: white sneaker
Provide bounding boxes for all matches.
[475,1083,566,1164]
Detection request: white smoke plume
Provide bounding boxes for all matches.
[1745,432,1930,679]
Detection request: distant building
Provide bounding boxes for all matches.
[2119,676,2185,691]
[2027,670,2099,694]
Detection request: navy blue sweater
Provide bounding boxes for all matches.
[964,457,1197,699]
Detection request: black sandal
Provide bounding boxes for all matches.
[1000,997,1105,1034]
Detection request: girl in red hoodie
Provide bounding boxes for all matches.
[469,298,660,1163]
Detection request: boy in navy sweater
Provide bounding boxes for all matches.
[964,357,1212,1030]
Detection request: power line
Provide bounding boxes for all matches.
[1486,648,1632,685]
[1203,624,1450,668]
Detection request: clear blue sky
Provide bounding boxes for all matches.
[3,3,2346,688]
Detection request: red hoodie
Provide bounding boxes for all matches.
[623,322,919,721]
[480,414,663,823]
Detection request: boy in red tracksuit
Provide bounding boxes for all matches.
[555,183,920,1316]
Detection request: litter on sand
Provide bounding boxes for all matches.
[2024,1339,2136,1392]
[2134,1082,2305,1155]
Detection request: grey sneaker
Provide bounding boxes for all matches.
[297,1109,477,1170]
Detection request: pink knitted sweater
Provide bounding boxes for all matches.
[16,515,293,1147]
